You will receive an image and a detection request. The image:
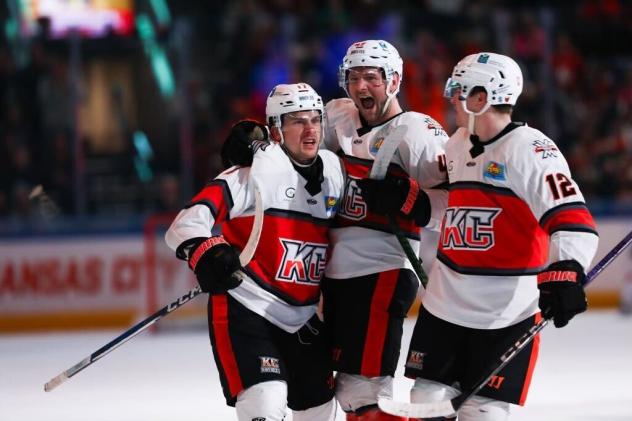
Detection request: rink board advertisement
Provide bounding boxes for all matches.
[1,218,630,331]
[0,234,202,332]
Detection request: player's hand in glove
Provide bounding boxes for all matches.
[537,259,587,328]
[188,236,242,293]
[357,176,431,226]
[220,119,270,169]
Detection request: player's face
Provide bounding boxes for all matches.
[281,110,322,164]
[447,87,470,128]
[347,67,393,125]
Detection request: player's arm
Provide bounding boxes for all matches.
[512,138,599,328]
[165,169,252,293]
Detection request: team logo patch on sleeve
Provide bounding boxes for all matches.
[424,116,447,137]
[533,138,558,158]
[259,356,281,374]
[484,161,506,181]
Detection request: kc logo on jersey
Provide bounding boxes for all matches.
[259,356,281,374]
[406,350,425,370]
[441,207,501,250]
[339,177,367,221]
[276,239,328,284]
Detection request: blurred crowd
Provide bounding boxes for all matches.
[1,0,631,222]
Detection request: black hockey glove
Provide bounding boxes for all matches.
[188,236,242,293]
[220,119,270,169]
[537,260,587,328]
[356,176,431,226]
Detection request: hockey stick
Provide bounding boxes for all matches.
[378,229,632,418]
[369,124,428,287]
[44,187,264,392]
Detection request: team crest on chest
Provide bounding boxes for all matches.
[276,238,328,284]
[441,207,501,250]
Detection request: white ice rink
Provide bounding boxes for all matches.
[3,310,631,421]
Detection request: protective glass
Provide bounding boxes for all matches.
[283,111,322,127]
[443,78,464,99]
[347,68,385,87]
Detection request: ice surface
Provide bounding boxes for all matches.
[2,310,631,420]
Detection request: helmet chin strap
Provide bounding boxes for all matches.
[461,99,492,135]
[379,77,399,118]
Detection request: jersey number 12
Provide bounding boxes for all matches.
[545,173,577,200]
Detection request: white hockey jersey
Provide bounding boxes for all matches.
[423,123,599,329]
[165,144,345,332]
[323,98,449,279]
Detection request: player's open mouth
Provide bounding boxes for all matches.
[360,96,375,109]
[302,138,317,146]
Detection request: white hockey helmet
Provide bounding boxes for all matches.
[444,52,523,111]
[338,40,403,97]
[266,83,324,128]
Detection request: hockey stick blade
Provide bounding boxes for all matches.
[378,397,457,419]
[44,188,264,392]
[369,124,428,286]
[379,228,632,418]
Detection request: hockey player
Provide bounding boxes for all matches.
[322,40,449,420]
[218,40,449,420]
[165,83,344,421]
[400,52,599,420]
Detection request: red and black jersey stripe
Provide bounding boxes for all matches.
[539,201,597,235]
[185,179,233,223]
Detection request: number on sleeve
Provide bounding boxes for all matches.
[545,173,577,200]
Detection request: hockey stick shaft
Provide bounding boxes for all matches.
[379,228,632,418]
[44,188,264,392]
[450,228,632,410]
[44,286,202,392]
[388,215,428,287]
[369,124,428,287]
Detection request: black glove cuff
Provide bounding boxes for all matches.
[538,259,585,287]
[175,237,207,261]
[188,236,230,271]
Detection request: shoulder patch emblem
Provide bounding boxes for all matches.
[484,161,506,181]
[532,138,558,159]
[423,116,447,137]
